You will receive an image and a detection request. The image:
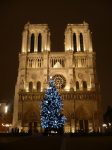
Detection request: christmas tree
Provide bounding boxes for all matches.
[40,78,66,134]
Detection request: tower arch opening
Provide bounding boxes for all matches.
[38,33,42,52]
[83,81,87,90]
[80,33,84,52]
[30,33,35,52]
[76,81,79,91]
[36,81,41,92]
[73,33,77,52]
[29,82,33,92]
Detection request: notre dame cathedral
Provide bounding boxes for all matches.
[13,22,102,133]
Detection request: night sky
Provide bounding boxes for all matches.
[0,0,112,112]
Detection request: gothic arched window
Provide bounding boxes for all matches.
[29,82,33,92]
[76,81,79,90]
[30,33,35,52]
[37,81,41,92]
[83,81,87,90]
[80,33,84,52]
[38,33,42,52]
[73,33,77,52]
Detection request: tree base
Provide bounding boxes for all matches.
[44,127,64,136]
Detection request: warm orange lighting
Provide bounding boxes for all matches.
[5,105,8,113]
[65,85,70,91]
[25,86,29,92]
[102,123,107,127]
[2,123,12,127]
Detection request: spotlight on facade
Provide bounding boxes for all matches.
[5,105,8,114]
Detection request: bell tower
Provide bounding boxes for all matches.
[21,22,50,53]
[65,21,93,52]
[63,22,101,132]
[13,23,51,127]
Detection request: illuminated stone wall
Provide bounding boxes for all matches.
[13,22,102,133]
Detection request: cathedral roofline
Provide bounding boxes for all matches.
[24,22,49,30]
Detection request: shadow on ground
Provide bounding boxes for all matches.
[0,134,112,150]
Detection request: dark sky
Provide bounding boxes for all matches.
[0,0,112,112]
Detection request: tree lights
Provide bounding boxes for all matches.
[40,78,66,134]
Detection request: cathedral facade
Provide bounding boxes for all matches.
[13,22,102,133]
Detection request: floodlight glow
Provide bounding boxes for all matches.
[5,105,8,113]
[108,123,111,126]
[102,123,107,127]
[50,76,52,79]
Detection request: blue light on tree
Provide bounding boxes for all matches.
[40,78,66,134]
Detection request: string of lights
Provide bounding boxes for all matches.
[40,78,66,133]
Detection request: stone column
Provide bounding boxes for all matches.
[43,51,49,85]
[12,84,19,127]
[88,30,93,52]
[84,31,89,51]
[41,33,44,52]
[64,31,68,50]
[65,29,72,51]
[71,32,73,51]
[44,31,47,51]
[28,32,31,52]
[47,32,50,51]
[83,32,86,51]
[34,33,38,52]
[69,29,72,50]
[90,73,95,89]
[21,29,28,53]
[76,32,80,51]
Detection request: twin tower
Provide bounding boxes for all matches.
[21,21,92,53]
[13,22,102,133]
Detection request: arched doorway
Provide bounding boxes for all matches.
[23,109,39,133]
[83,81,87,90]
[76,106,90,133]
[76,81,79,91]
[36,81,41,92]
[29,82,33,92]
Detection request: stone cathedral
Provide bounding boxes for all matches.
[13,22,102,133]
